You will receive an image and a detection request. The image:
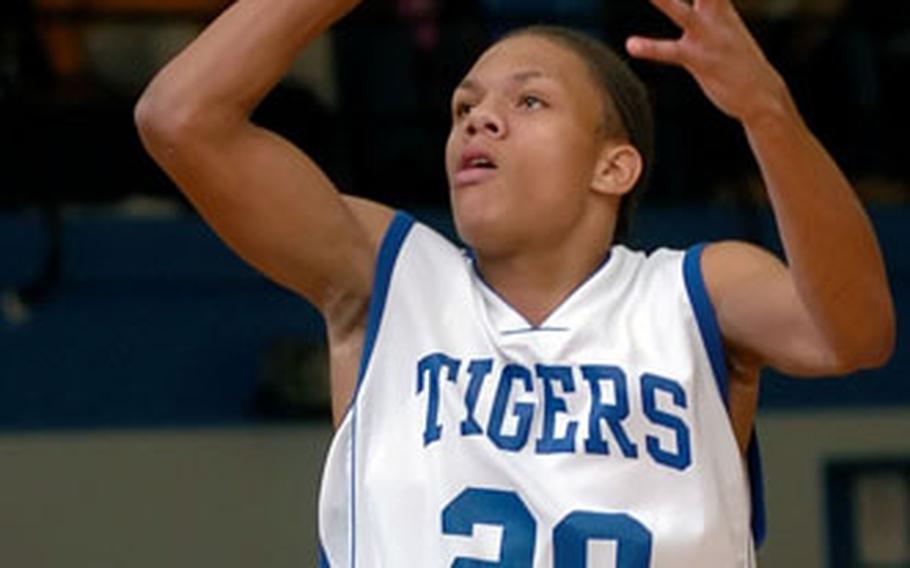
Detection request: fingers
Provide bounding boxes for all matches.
[628,0,694,67]
[626,36,684,66]
[694,0,730,11]
[650,0,695,30]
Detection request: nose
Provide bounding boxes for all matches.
[465,103,506,139]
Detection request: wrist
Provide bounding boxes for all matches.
[738,74,797,132]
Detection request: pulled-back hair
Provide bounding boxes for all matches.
[500,25,654,243]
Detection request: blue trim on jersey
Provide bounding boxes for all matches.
[682,244,729,403]
[318,543,330,568]
[747,433,767,546]
[349,210,415,567]
[500,326,571,336]
[682,243,767,548]
[356,210,416,387]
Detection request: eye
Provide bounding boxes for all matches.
[519,95,545,110]
[454,101,473,119]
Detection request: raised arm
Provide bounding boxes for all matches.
[627,0,895,377]
[135,0,396,422]
[135,0,393,319]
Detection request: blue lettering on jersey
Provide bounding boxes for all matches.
[581,365,639,459]
[535,364,578,454]
[417,353,461,446]
[460,359,492,436]
[641,373,692,471]
[488,364,535,451]
[415,353,693,473]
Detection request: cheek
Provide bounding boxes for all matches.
[444,134,456,175]
[510,129,593,194]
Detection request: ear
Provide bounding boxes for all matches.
[590,142,643,197]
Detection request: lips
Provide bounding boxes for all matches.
[455,149,498,187]
[460,149,497,171]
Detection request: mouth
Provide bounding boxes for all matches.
[455,150,498,187]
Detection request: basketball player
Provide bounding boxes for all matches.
[135,0,895,565]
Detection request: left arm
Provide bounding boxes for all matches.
[627,0,895,376]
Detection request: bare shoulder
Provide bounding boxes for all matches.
[342,195,397,252]
[700,240,787,293]
[699,239,792,354]
[322,196,395,331]
[699,240,849,378]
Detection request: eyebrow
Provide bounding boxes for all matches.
[455,70,550,94]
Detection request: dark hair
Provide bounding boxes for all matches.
[500,25,655,243]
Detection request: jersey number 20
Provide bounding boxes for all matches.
[442,487,652,567]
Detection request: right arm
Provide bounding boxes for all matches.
[134,0,394,421]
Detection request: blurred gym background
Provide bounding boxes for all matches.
[1,0,907,566]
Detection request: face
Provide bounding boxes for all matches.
[445,34,609,256]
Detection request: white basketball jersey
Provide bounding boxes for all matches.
[318,212,764,567]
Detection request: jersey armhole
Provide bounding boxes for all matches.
[336,211,415,424]
[336,211,414,567]
[356,210,415,389]
[683,243,767,548]
[682,243,729,400]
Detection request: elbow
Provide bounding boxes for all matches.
[134,77,229,162]
[866,312,897,369]
[134,87,198,158]
[134,88,165,142]
[833,307,897,373]
[134,93,163,152]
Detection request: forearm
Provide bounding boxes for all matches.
[743,89,895,367]
[138,0,359,128]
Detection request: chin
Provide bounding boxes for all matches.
[451,207,488,248]
[453,211,518,259]
[449,180,515,253]
[451,210,482,249]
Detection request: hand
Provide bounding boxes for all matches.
[626,0,787,125]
